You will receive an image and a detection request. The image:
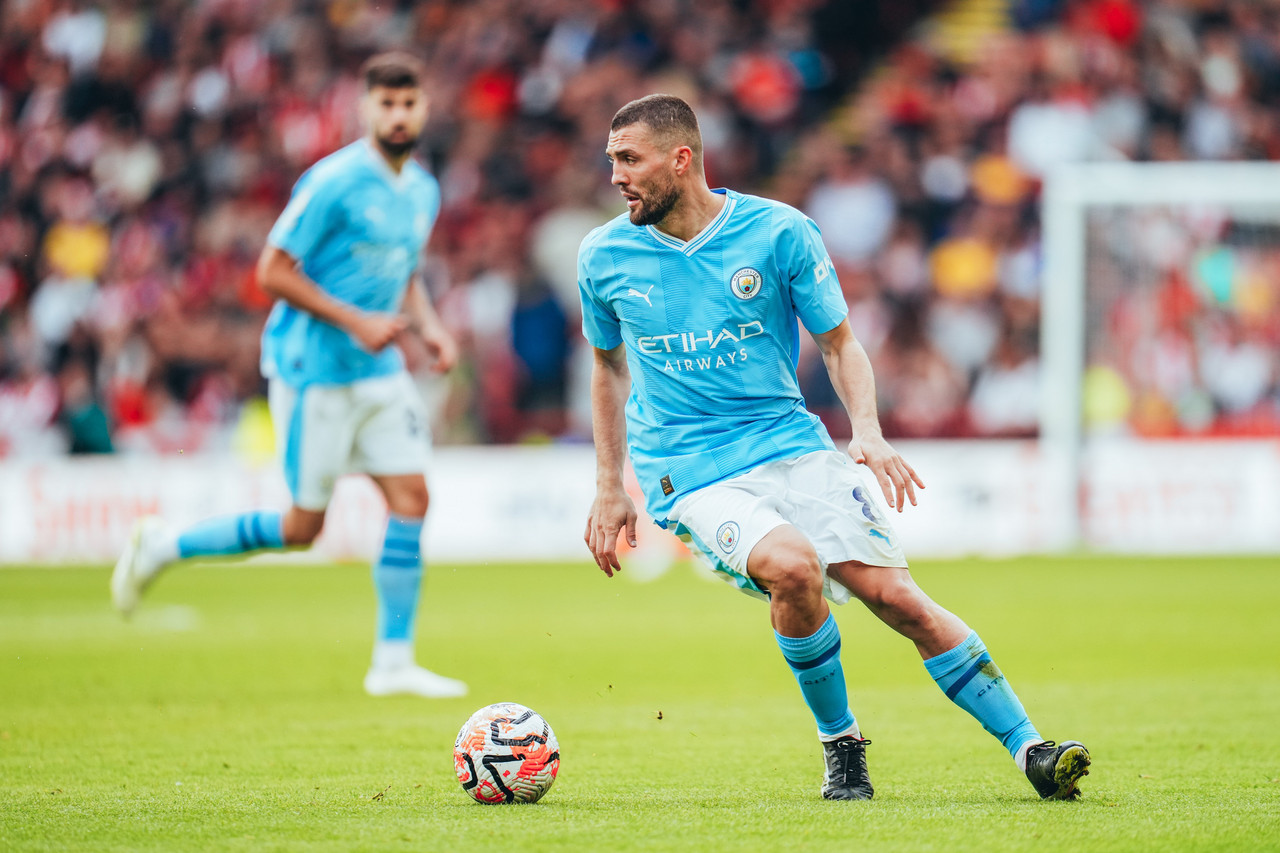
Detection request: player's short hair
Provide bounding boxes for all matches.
[361,51,426,91]
[611,94,703,166]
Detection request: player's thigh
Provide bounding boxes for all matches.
[744,523,824,590]
[268,378,357,512]
[784,450,909,571]
[668,475,790,601]
[350,372,431,480]
[826,561,923,613]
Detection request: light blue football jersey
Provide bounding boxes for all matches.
[262,139,441,386]
[577,188,849,525]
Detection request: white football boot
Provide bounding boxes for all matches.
[363,665,469,698]
[111,516,175,616]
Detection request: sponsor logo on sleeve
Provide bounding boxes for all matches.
[813,255,836,284]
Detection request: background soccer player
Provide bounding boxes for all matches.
[111,52,466,700]
[579,94,1089,800]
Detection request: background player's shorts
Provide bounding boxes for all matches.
[668,450,908,604]
[268,371,431,511]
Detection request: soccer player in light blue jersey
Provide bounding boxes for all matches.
[580,95,1089,800]
[111,53,466,699]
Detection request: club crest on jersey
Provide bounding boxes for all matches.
[730,267,763,300]
[717,521,740,554]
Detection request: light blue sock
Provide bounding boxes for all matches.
[775,612,857,739]
[372,514,424,642]
[176,511,285,559]
[924,631,1041,756]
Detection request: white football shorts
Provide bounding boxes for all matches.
[268,371,431,511]
[668,450,908,604]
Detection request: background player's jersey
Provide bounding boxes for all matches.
[262,140,441,387]
[578,188,849,524]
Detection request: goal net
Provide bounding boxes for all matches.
[1041,162,1280,552]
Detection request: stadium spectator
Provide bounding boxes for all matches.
[4,0,1280,456]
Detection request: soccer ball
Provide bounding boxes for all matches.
[454,702,560,804]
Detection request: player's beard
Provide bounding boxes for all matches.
[375,131,418,159]
[628,176,680,226]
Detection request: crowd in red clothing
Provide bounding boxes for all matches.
[1,0,1278,457]
[790,0,1280,441]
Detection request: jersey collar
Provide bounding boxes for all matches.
[645,188,735,256]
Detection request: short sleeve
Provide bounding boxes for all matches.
[267,169,343,262]
[577,235,622,350]
[780,213,847,335]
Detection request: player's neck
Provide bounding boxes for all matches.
[654,186,725,243]
[368,137,411,175]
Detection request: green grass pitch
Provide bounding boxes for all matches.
[2,554,1278,852]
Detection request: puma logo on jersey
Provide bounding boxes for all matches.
[625,285,655,307]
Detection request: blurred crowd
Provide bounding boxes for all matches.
[2,0,1279,458]
[794,0,1280,440]
[1083,207,1280,437]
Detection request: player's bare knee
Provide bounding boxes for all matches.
[397,492,430,519]
[875,579,933,632]
[762,554,824,603]
[282,512,325,546]
[385,484,430,519]
[283,525,321,547]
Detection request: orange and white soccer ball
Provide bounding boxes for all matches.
[454,702,560,804]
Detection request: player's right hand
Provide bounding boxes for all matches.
[585,486,638,578]
[350,313,409,352]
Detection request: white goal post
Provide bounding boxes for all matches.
[1041,162,1280,550]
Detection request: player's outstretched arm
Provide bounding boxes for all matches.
[585,344,637,577]
[401,276,457,373]
[257,245,407,352]
[812,319,924,512]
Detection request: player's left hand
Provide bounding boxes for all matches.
[421,327,459,373]
[848,435,924,513]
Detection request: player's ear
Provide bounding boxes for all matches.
[672,145,693,175]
